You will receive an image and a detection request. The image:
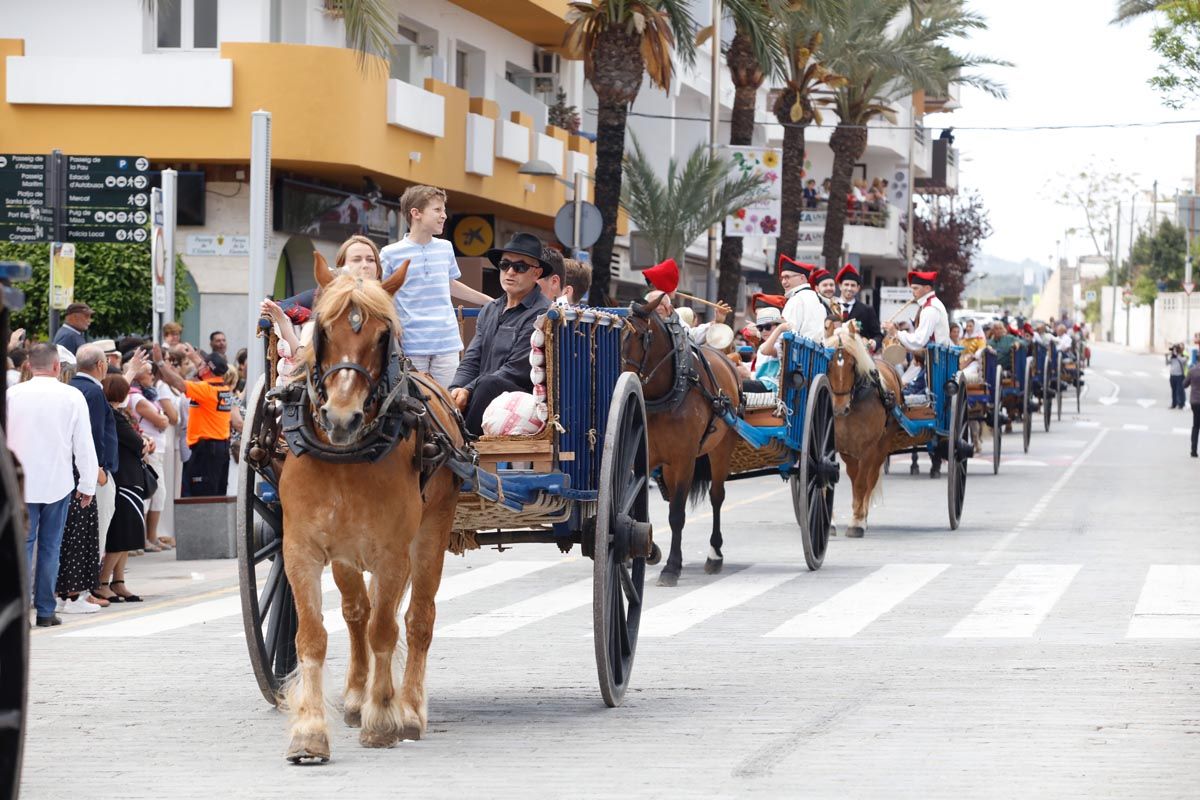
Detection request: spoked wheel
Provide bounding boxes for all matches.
[1042,353,1053,433]
[593,373,650,708]
[236,375,298,706]
[947,375,969,530]
[0,438,28,800]
[791,375,837,570]
[1075,369,1082,413]
[1022,357,1033,454]
[1055,353,1064,421]
[991,366,1003,475]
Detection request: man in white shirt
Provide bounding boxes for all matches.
[883,270,950,351]
[7,343,98,626]
[778,256,827,343]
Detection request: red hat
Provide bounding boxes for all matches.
[907,269,937,286]
[835,263,861,284]
[809,268,834,285]
[778,254,813,277]
[1072,323,1080,332]
[1022,322,1034,334]
[750,292,786,311]
[642,258,679,294]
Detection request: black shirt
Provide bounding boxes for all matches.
[452,286,550,393]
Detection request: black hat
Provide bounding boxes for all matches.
[200,350,228,376]
[64,302,93,317]
[485,232,557,278]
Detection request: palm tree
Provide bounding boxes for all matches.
[563,1,698,304]
[817,0,1007,270]
[771,2,847,275]
[621,136,770,267]
[1112,1,1200,23]
[714,1,788,306]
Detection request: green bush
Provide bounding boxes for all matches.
[0,241,191,340]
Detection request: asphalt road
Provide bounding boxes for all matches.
[19,343,1199,799]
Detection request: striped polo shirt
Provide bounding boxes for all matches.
[381,235,463,356]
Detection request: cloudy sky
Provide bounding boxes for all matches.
[923,1,1198,267]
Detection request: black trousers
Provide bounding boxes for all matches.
[1191,403,1200,454]
[182,438,230,497]
[1170,375,1185,407]
[463,374,526,436]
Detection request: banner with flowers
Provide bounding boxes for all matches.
[723,146,782,238]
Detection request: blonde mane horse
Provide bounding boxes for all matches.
[279,253,464,763]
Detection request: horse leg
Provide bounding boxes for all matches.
[849,448,886,538]
[704,440,734,575]
[283,546,331,763]
[397,512,452,741]
[332,561,370,728]
[657,461,694,588]
[359,564,410,748]
[842,454,865,538]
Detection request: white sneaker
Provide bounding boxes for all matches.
[61,595,100,614]
[55,597,66,613]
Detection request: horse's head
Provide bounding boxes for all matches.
[827,323,876,418]
[622,292,673,390]
[307,251,408,445]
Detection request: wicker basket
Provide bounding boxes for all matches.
[728,437,789,475]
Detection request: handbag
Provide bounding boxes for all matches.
[141,460,160,499]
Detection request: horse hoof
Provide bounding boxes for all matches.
[657,571,679,588]
[646,543,662,566]
[344,708,362,728]
[400,724,424,742]
[828,525,838,538]
[846,526,865,539]
[704,558,723,575]
[286,732,331,764]
[909,466,920,475]
[359,728,400,749]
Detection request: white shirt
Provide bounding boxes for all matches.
[7,376,99,502]
[781,285,828,343]
[1055,333,1074,351]
[896,292,950,350]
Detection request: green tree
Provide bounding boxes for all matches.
[0,242,192,340]
[563,1,699,304]
[1127,217,1188,289]
[621,136,769,267]
[817,0,1008,269]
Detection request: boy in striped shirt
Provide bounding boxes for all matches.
[381,186,492,387]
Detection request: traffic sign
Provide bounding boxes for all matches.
[65,226,147,243]
[554,200,603,250]
[1121,288,1133,306]
[1085,290,1097,302]
[1184,282,1195,295]
[0,222,48,243]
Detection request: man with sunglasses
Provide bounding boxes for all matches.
[450,232,555,435]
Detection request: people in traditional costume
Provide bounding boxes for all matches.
[835,264,882,350]
[778,256,827,343]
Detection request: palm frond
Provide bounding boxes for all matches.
[721,0,789,81]
[338,0,393,74]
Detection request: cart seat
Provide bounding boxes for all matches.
[743,391,777,409]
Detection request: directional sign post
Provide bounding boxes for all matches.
[62,155,151,243]
[0,154,51,242]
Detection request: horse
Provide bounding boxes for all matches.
[824,324,922,538]
[622,293,741,586]
[277,253,465,762]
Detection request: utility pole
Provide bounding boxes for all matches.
[1152,179,1158,236]
[1111,203,1121,343]
[705,0,721,306]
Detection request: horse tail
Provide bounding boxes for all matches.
[688,454,713,509]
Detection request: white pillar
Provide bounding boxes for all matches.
[247,110,272,397]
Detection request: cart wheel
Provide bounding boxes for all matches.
[1042,354,1052,433]
[791,374,836,570]
[236,374,298,706]
[1022,358,1033,454]
[593,373,649,708]
[1055,353,1064,421]
[1075,371,1082,413]
[991,366,1003,475]
[0,437,28,800]
[947,375,968,530]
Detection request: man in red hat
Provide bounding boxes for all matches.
[778,255,826,342]
[884,269,949,350]
[836,263,881,349]
[810,268,837,301]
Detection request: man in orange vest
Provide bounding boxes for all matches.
[155,344,232,496]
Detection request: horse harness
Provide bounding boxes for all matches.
[267,302,473,495]
[830,345,896,411]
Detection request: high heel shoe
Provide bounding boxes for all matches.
[109,580,142,602]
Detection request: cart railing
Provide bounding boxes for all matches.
[927,343,963,434]
[782,333,832,452]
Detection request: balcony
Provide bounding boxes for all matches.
[792,205,902,260]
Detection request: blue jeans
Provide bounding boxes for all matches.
[26,493,72,618]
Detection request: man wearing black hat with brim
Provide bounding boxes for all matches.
[450,232,553,435]
[52,302,93,355]
[154,343,234,496]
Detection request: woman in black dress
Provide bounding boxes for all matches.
[95,375,150,603]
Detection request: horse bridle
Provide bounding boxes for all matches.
[306,303,405,437]
[828,346,859,398]
[622,309,678,388]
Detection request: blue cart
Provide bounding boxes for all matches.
[238,306,652,709]
[1030,340,1057,432]
[966,342,1034,471]
[717,333,838,570]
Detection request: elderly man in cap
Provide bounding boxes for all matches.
[450,232,553,435]
[778,256,827,342]
[154,344,233,495]
[52,302,93,354]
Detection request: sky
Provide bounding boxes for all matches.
[922,0,1198,268]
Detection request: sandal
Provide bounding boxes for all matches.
[143,541,163,552]
[94,583,123,603]
[109,580,142,602]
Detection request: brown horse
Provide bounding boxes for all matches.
[278,254,464,762]
[622,294,741,586]
[825,324,924,538]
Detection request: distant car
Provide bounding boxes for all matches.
[952,309,999,329]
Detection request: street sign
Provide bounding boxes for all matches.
[1085,290,1097,302]
[1184,282,1195,295]
[554,201,602,250]
[1,154,49,243]
[1121,288,1133,306]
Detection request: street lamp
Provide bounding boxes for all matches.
[518,159,588,252]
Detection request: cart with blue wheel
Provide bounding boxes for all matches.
[1031,339,1057,433]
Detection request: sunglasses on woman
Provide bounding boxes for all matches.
[756,322,780,332]
[497,259,536,274]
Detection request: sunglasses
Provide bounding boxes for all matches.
[756,322,780,331]
[497,259,536,274]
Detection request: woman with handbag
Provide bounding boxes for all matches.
[95,375,152,603]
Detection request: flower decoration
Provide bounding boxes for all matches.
[762,151,780,168]
[760,216,777,235]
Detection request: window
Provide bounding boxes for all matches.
[455,49,469,91]
[157,0,218,50]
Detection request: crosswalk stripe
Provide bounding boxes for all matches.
[1127,565,1200,638]
[324,560,560,634]
[1172,428,1190,436]
[641,566,799,638]
[1104,369,1123,376]
[437,578,593,638]
[1133,371,1150,377]
[946,565,1080,638]
[1122,424,1149,431]
[765,564,949,638]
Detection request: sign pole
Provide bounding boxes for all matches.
[161,168,177,328]
[572,170,583,252]
[48,149,64,338]
[246,110,272,398]
[1185,252,1193,349]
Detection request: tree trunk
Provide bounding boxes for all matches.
[821,122,868,269]
[773,94,807,285]
[717,30,765,308]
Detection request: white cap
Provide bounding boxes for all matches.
[57,344,76,365]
